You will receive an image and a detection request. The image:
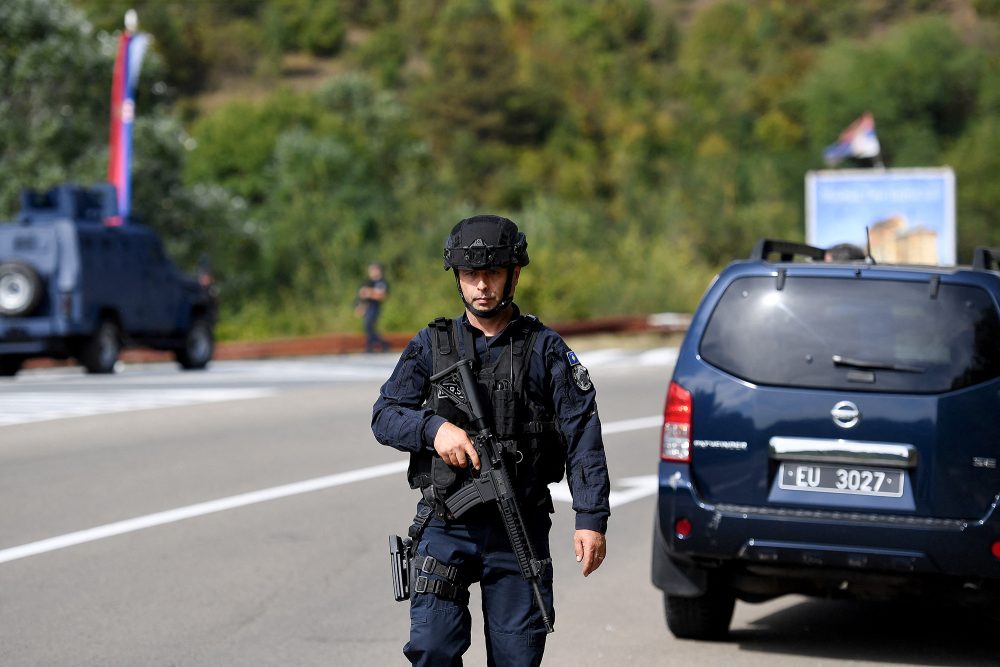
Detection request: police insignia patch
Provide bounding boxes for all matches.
[566,350,592,391]
[572,364,593,391]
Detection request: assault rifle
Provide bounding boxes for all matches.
[429,358,555,633]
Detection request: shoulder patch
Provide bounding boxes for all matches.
[566,350,592,391]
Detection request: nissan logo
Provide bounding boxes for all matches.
[831,400,861,428]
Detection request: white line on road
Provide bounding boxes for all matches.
[0,388,277,427]
[0,415,661,565]
[0,461,409,565]
[549,474,658,508]
[602,415,662,434]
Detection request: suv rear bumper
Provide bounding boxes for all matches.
[653,462,1000,597]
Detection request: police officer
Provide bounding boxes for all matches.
[372,214,611,666]
[357,261,390,353]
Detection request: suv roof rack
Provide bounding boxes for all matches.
[750,239,826,263]
[972,246,1000,272]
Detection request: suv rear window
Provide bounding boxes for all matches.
[700,276,1000,393]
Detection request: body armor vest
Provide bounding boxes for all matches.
[408,316,567,509]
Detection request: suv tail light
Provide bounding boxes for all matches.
[661,381,692,462]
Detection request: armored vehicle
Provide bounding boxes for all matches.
[0,184,216,376]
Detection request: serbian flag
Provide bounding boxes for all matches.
[107,11,150,225]
[823,112,882,167]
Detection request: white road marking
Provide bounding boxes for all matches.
[0,461,410,565]
[638,347,678,366]
[0,388,276,427]
[549,475,658,509]
[603,415,662,434]
[0,415,662,565]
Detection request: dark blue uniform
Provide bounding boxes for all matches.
[372,307,611,666]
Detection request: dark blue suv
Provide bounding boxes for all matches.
[652,239,1000,639]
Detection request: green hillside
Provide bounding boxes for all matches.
[4,0,1000,339]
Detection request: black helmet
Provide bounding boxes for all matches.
[443,215,529,270]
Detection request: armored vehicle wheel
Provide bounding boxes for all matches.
[176,318,213,370]
[663,584,735,641]
[81,320,121,374]
[0,355,24,377]
[0,261,44,317]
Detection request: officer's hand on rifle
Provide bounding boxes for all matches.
[433,422,482,470]
[574,529,606,577]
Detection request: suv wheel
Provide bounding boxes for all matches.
[0,355,23,377]
[176,318,213,370]
[81,320,121,374]
[663,583,735,641]
[0,262,44,317]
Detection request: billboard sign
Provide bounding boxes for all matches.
[805,167,956,265]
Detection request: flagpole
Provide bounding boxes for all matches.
[106,18,129,225]
[107,9,148,226]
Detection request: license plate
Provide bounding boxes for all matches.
[778,463,905,497]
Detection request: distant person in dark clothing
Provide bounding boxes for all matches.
[358,262,390,353]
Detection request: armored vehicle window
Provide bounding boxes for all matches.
[700,276,1000,393]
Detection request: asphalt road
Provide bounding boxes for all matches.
[0,350,995,666]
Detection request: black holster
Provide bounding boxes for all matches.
[389,534,411,602]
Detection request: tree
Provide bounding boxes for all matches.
[0,0,111,215]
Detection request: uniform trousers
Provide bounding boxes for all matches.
[404,503,554,667]
[363,304,388,352]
